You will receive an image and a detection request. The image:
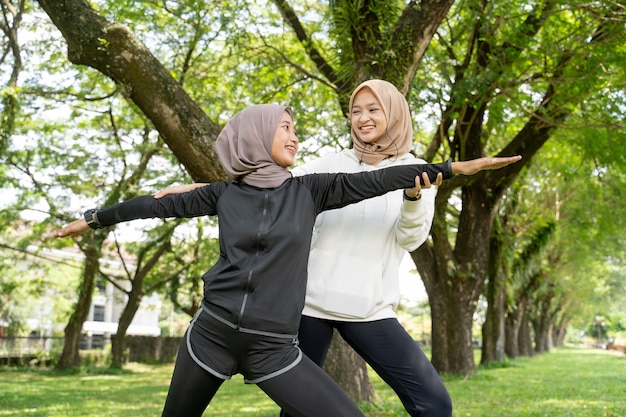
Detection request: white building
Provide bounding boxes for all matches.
[81,280,162,349]
[15,246,162,350]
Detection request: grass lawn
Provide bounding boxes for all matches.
[0,346,623,416]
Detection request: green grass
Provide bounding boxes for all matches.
[0,347,623,416]
[364,347,626,417]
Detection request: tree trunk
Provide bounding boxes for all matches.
[481,281,506,364]
[57,237,101,369]
[504,306,520,359]
[532,286,559,354]
[532,318,548,354]
[414,1,587,374]
[554,320,567,347]
[481,226,506,365]
[415,182,499,375]
[111,235,172,368]
[532,314,550,354]
[323,332,376,404]
[518,300,534,357]
[428,287,476,374]
[111,290,142,368]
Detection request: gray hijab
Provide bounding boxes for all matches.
[215,104,293,188]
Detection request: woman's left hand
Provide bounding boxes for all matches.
[404,172,442,200]
[153,183,207,199]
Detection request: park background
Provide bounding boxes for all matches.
[1,0,625,415]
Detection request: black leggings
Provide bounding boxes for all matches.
[281,317,452,417]
[161,337,365,417]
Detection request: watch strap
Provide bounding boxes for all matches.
[84,209,104,229]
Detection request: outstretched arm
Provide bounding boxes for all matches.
[451,155,522,176]
[53,186,220,240]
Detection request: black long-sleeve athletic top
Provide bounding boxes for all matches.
[95,161,453,337]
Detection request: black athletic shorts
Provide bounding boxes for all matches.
[186,305,302,384]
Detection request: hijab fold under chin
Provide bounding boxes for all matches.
[350,79,413,165]
[215,104,293,188]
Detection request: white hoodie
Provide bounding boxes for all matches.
[291,149,436,322]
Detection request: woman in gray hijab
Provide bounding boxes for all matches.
[54,104,520,417]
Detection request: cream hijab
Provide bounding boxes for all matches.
[215,104,293,188]
[350,79,413,165]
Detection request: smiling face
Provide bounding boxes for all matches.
[350,87,388,144]
[271,110,299,167]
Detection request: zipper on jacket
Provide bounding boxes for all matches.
[237,270,253,329]
[236,192,269,330]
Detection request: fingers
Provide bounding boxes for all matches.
[506,155,522,165]
[53,227,71,239]
[404,171,441,201]
[405,172,442,200]
[414,175,423,200]
[153,186,180,199]
[415,172,443,189]
[153,186,178,199]
[53,218,91,239]
[157,183,208,199]
[415,172,443,188]
[421,172,431,188]
[486,155,522,170]
[55,226,75,238]
[403,176,421,200]
[153,184,194,199]
[451,155,522,176]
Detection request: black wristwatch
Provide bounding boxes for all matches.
[84,208,104,229]
[403,191,421,201]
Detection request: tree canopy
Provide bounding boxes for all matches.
[1,0,624,377]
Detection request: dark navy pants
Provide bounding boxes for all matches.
[281,316,453,417]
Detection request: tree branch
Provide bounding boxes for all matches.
[386,0,456,95]
[271,0,340,90]
[35,0,226,183]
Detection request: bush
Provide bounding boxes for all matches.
[124,336,182,364]
[80,348,111,367]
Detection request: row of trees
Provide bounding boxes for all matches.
[2,0,625,399]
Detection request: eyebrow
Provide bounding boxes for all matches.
[352,101,379,108]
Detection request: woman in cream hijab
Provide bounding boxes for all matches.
[285,79,453,417]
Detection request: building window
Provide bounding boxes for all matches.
[93,305,105,322]
[96,278,106,294]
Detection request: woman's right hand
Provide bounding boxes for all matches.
[452,155,522,176]
[53,218,90,239]
[153,183,207,199]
